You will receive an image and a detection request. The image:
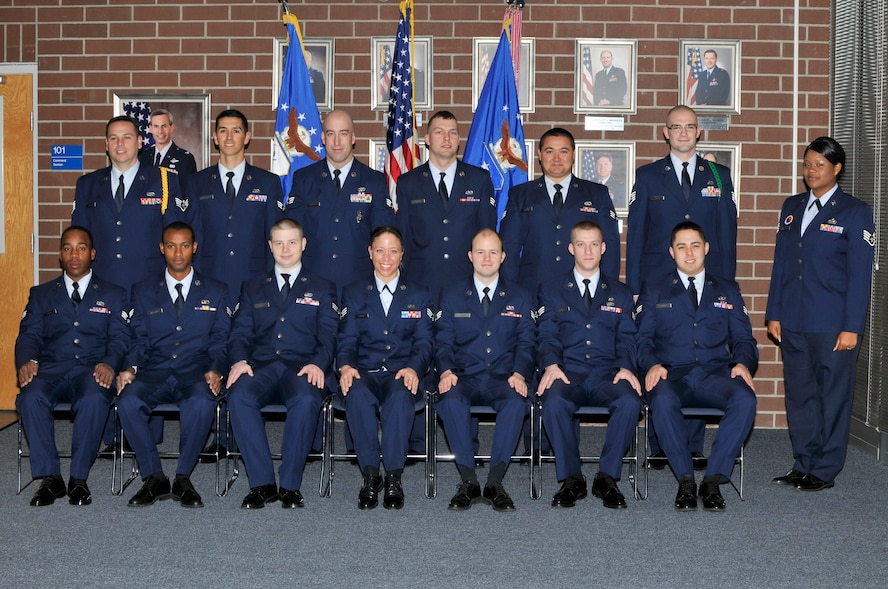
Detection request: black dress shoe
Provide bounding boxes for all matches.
[171,477,203,508]
[772,469,807,487]
[241,484,280,509]
[280,487,305,508]
[448,480,482,511]
[591,473,627,509]
[67,478,92,506]
[699,479,726,511]
[30,475,66,506]
[128,473,171,507]
[674,476,698,511]
[199,443,228,464]
[358,474,383,510]
[383,473,405,510]
[483,482,516,512]
[795,473,834,492]
[691,451,708,471]
[645,450,668,470]
[551,475,588,508]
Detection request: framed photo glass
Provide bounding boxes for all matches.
[574,39,637,114]
[573,140,636,215]
[371,36,433,112]
[273,37,334,112]
[472,37,535,113]
[680,40,741,115]
[697,141,741,212]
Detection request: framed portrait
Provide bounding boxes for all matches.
[524,139,534,179]
[680,40,741,115]
[573,140,636,215]
[471,37,535,113]
[371,36,433,112]
[574,39,637,115]
[697,141,741,212]
[113,93,211,169]
[273,37,334,112]
[368,139,428,174]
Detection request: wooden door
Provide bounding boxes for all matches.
[0,73,36,409]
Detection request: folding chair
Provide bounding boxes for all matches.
[677,407,746,499]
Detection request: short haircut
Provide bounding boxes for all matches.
[427,110,458,128]
[269,217,303,240]
[704,49,718,59]
[150,108,173,124]
[471,227,503,250]
[61,225,94,249]
[215,109,249,133]
[670,221,707,245]
[665,105,697,123]
[370,225,403,247]
[805,136,846,180]
[539,127,575,151]
[162,221,195,243]
[596,152,614,164]
[105,116,139,137]
[570,220,603,241]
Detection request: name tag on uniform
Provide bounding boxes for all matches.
[140,198,162,205]
[820,224,844,234]
[701,186,721,198]
[649,196,665,201]
[401,310,422,319]
[89,306,111,314]
[295,297,320,306]
[410,199,426,205]
[454,312,472,318]
[599,305,622,314]
[655,303,673,309]
[246,194,267,202]
[713,301,734,310]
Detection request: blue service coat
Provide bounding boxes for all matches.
[765,186,874,334]
[288,159,394,291]
[695,66,731,106]
[186,164,285,295]
[139,142,197,189]
[626,155,736,294]
[500,176,620,295]
[72,164,196,293]
[395,161,497,297]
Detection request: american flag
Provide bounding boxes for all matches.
[686,47,703,104]
[581,148,596,181]
[122,101,154,145]
[581,47,595,107]
[379,42,393,102]
[384,0,419,207]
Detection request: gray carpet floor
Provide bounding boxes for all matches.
[3,419,887,588]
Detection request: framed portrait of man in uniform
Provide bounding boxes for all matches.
[471,37,536,113]
[113,93,211,169]
[273,37,335,112]
[680,40,741,115]
[370,36,433,112]
[573,140,636,216]
[574,39,637,115]
[696,141,741,212]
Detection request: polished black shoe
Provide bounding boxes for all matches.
[674,476,698,511]
[591,473,627,509]
[358,474,383,510]
[67,478,92,506]
[691,451,708,471]
[699,479,726,511]
[171,477,203,508]
[127,473,171,507]
[280,487,305,509]
[795,473,834,492]
[241,484,280,509]
[199,442,228,464]
[772,469,807,487]
[383,473,405,510]
[645,450,668,470]
[448,480,482,511]
[483,482,516,512]
[551,475,588,508]
[30,475,66,506]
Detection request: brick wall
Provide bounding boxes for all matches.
[1,0,834,427]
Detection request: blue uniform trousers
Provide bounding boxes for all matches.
[781,329,858,482]
[116,375,216,479]
[435,374,529,472]
[648,367,756,481]
[227,362,325,491]
[16,366,113,480]
[542,370,642,481]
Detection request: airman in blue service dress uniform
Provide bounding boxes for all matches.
[337,226,434,510]
[115,222,230,508]
[766,137,875,492]
[636,221,757,511]
[500,127,620,296]
[695,50,731,106]
[536,221,642,510]
[434,229,535,512]
[395,110,497,299]
[288,110,394,295]
[139,108,198,189]
[16,226,130,507]
[226,218,338,509]
[187,109,285,297]
[73,116,195,294]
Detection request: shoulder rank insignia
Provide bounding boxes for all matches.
[226,302,240,318]
[176,197,189,212]
[864,229,876,247]
[332,302,347,320]
[531,305,545,322]
[121,308,134,324]
[628,190,636,207]
[426,307,442,322]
